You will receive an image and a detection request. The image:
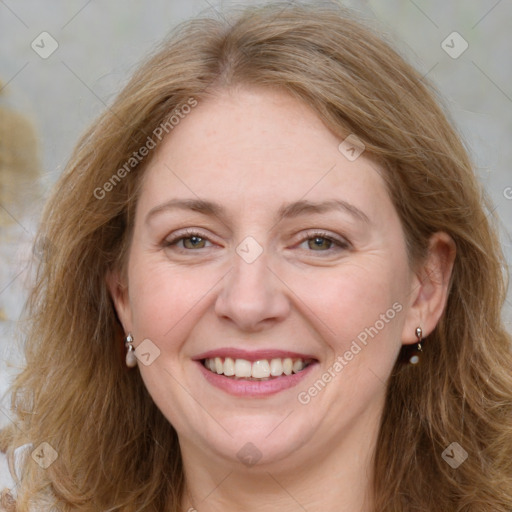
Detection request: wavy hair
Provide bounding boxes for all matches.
[1,2,511,510]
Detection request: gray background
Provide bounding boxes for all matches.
[1,1,511,484]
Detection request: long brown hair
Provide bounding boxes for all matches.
[2,2,511,510]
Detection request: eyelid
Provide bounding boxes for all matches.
[163,228,218,248]
[162,228,351,252]
[295,229,351,250]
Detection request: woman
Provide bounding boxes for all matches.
[1,2,511,510]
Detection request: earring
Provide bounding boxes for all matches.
[125,333,137,368]
[409,327,423,365]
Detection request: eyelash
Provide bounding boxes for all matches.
[162,229,350,254]
[299,230,351,252]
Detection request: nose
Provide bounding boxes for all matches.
[214,247,291,332]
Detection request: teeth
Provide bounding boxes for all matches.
[234,359,252,378]
[203,357,311,379]
[293,359,305,373]
[283,358,293,375]
[270,358,283,376]
[252,360,270,378]
[223,357,235,376]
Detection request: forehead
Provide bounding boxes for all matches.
[138,87,394,222]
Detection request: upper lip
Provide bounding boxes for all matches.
[194,348,318,362]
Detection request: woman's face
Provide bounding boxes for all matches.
[110,87,423,470]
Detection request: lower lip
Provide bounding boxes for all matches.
[196,361,317,397]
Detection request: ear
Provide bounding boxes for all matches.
[106,268,132,333]
[401,232,456,344]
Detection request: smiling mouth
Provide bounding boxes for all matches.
[202,357,316,380]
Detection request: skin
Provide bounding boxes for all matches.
[108,86,455,512]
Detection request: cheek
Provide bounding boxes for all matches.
[128,256,215,340]
[291,258,407,354]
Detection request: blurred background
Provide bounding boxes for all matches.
[1,0,511,472]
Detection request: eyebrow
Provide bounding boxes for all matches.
[145,198,370,225]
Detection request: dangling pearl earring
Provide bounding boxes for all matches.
[125,333,137,368]
[409,327,423,365]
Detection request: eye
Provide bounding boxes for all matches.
[181,235,208,249]
[163,229,214,250]
[306,236,334,251]
[297,231,350,253]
